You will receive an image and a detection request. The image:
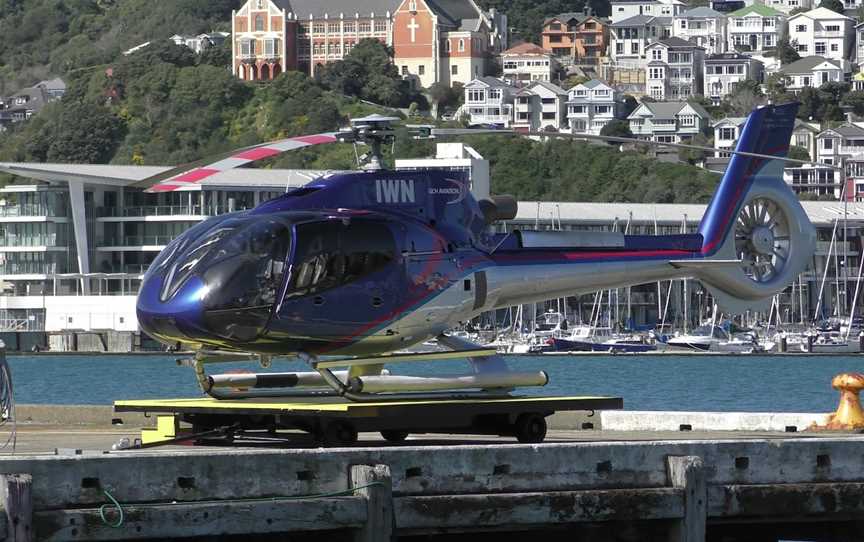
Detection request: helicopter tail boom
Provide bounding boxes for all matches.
[689,102,816,313]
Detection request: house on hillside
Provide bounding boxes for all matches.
[611,0,686,23]
[609,15,674,67]
[541,11,610,66]
[645,37,705,100]
[764,0,813,14]
[230,0,508,87]
[726,4,786,54]
[512,81,568,132]
[0,79,65,131]
[672,7,728,56]
[463,77,516,127]
[628,101,710,143]
[787,7,854,62]
[566,79,625,135]
[703,53,763,105]
[500,43,558,83]
[777,56,847,92]
[713,117,746,157]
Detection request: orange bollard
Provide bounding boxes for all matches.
[822,373,864,430]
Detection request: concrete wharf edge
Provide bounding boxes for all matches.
[0,435,862,540]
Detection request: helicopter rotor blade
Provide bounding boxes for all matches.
[427,128,840,171]
[135,132,339,193]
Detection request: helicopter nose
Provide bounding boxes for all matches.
[137,273,210,347]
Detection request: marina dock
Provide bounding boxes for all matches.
[1,406,864,541]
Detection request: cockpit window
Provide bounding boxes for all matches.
[200,217,292,310]
[285,221,394,300]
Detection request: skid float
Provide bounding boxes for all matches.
[114,395,622,447]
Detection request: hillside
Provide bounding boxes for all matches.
[0,0,722,204]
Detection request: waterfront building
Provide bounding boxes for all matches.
[170,32,230,54]
[230,0,508,87]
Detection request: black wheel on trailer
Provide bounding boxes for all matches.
[322,421,358,446]
[381,430,409,443]
[514,413,547,443]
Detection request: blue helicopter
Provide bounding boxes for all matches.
[130,104,815,402]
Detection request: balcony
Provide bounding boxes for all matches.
[97,205,210,218]
[838,146,864,158]
[470,114,511,125]
[0,205,62,218]
[0,262,57,275]
[813,30,843,38]
[0,234,60,248]
[99,235,174,247]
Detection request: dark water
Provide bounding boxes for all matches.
[6,353,863,412]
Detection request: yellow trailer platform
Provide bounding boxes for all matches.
[114,395,623,447]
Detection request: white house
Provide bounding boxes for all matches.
[809,124,864,199]
[703,53,764,105]
[763,0,813,14]
[513,81,568,132]
[645,37,705,100]
[727,4,786,54]
[462,77,517,128]
[713,117,747,157]
[609,15,673,67]
[500,42,559,84]
[611,0,686,23]
[628,101,710,143]
[856,21,864,65]
[672,7,727,55]
[566,79,624,135]
[777,56,846,92]
[787,7,855,62]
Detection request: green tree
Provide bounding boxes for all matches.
[36,102,125,163]
[776,38,800,65]
[621,94,639,117]
[841,90,864,116]
[599,119,633,141]
[788,145,812,162]
[317,39,409,107]
[819,0,845,13]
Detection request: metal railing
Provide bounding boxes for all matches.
[0,234,59,247]
[0,205,59,218]
[0,262,57,275]
[101,235,173,247]
[97,205,209,217]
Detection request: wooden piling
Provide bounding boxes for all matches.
[351,464,394,542]
[0,474,31,542]
[667,456,706,542]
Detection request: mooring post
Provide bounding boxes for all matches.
[0,474,32,542]
[667,456,706,542]
[350,464,394,542]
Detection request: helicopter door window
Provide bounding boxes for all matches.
[285,221,394,300]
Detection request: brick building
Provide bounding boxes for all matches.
[231,0,507,87]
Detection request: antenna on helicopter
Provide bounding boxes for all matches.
[338,114,400,171]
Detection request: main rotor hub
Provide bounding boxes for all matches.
[749,225,775,256]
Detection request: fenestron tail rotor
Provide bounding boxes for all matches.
[734,197,792,284]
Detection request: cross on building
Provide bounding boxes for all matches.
[408,17,420,42]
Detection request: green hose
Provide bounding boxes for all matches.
[99,489,124,528]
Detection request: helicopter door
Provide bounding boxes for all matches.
[472,271,487,310]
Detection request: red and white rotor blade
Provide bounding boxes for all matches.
[142,132,339,193]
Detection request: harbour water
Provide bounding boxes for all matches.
[8,353,863,411]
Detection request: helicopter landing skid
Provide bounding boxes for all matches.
[186,338,548,402]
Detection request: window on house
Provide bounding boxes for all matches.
[264,39,276,56]
[765,18,774,26]
[327,23,339,33]
[313,22,325,33]
[596,105,611,114]
[445,39,451,52]
[549,35,563,42]
[418,65,425,75]
[255,15,265,31]
[542,112,556,119]
[571,105,586,114]
[825,25,840,32]
[468,89,484,102]
[489,89,502,100]
[401,65,408,75]
[652,49,662,60]
[765,34,775,46]
[359,22,371,32]
[616,43,624,54]
[375,20,387,32]
[451,65,458,75]
[680,115,695,127]
[241,39,255,56]
[518,112,529,120]
[797,43,808,52]
[831,43,839,52]
[795,24,806,32]
[458,39,465,52]
[803,76,811,86]
[344,22,355,32]
[795,134,809,148]
[823,138,834,149]
[631,42,639,54]
[409,0,417,11]
[815,42,826,55]
[550,23,562,30]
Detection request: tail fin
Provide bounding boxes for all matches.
[693,103,817,313]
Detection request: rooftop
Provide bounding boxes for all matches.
[728,4,784,17]
[502,42,549,56]
[788,6,854,20]
[778,55,841,74]
[678,6,723,17]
